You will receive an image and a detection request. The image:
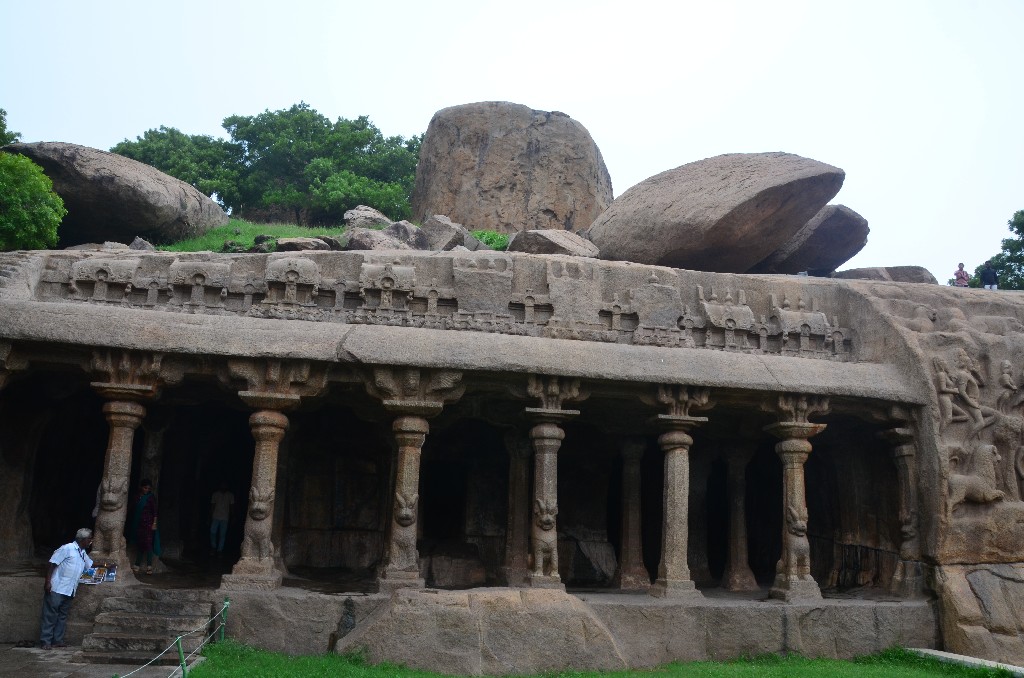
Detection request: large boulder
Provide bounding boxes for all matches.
[2,142,227,247]
[833,266,938,284]
[750,204,869,275]
[343,228,410,251]
[419,215,481,251]
[343,204,392,230]
[411,102,613,234]
[586,153,845,273]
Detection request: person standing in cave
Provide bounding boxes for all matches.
[209,482,234,557]
[129,479,159,574]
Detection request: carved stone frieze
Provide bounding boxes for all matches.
[40,251,856,361]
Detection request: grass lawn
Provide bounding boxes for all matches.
[186,642,1014,678]
[159,218,349,253]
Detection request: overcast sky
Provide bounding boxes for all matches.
[3,0,1021,282]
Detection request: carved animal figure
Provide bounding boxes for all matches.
[777,505,812,581]
[388,492,419,571]
[530,498,558,577]
[948,444,1005,512]
[93,477,127,556]
[241,485,274,561]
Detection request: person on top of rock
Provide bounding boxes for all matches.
[980,261,999,290]
[953,262,970,287]
[39,528,93,650]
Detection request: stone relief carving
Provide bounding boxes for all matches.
[779,504,813,583]
[947,444,1005,513]
[240,485,275,560]
[42,252,855,361]
[530,498,559,577]
[92,476,128,557]
[388,491,420,572]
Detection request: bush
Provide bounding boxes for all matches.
[0,152,67,250]
[471,229,510,251]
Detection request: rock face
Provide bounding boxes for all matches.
[343,205,392,230]
[750,204,869,275]
[335,588,626,674]
[586,153,845,273]
[411,102,613,234]
[834,266,937,284]
[507,230,599,258]
[3,142,227,247]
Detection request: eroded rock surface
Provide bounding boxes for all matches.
[3,142,227,247]
[507,230,599,257]
[411,102,613,234]
[834,266,937,284]
[751,204,869,275]
[586,152,844,272]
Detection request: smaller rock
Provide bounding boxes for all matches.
[420,215,480,251]
[384,220,430,250]
[344,205,392,230]
[507,230,600,258]
[318,235,346,251]
[276,237,330,252]
[253,234,274,245]
[129,236,156,251]
[344,228,411,251]
[221,240,247,253]
[833,266,938,284]
[249,242,273,254]
[102,241,130,251]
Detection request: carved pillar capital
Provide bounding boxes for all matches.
[364,366,464,417]
[763,393,830,425]
[224,358,328,411]
[91,349,177,401]
[526,374,589,413]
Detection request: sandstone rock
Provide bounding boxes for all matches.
[507,230,599,258]
[586,152,845,272]
[3,142,227,247]
[750,204,869,275]
[383,221,430,250]
[64,242,130,252]
[318,235,345,251]
[412,102,613,234]
[343,205,392,230]
[129,237,156,251]
[275,237,330,252]
[343,228,411,251]
[833,266,938,284]
[420,215,481,251]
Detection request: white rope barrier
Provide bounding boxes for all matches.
[114,600,230,678]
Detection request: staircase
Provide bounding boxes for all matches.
[76,588,219,666]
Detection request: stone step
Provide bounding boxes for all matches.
[93,610,214,635]
[100,596,213,617]
[74,648,191,666]
[133,587,222,603]
[82,631,205,654]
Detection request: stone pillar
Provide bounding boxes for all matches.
[526,418,566,588]
[650,415,705,599]
[688,453,712,585]
[501,431,531,586]
[92,399,147,581]
[722,448,758,591]
[222,409,289,589]
[378,415,429,591]
[613,437,650,591]
[881,425,923,597]
[764,420,826,601]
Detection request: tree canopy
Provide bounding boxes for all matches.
[0,108,20,146]
[0,151,67,250]
[977,210,1024,290]
[112,103,421,225]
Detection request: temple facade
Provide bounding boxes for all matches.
[1,247,1022,672]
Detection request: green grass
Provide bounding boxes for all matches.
[159,218,348,253]
[188,642,1013,678]
[471,229,509,251]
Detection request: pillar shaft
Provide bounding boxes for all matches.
[527,421,564,588]
[722,449,758,591]
[650,426,702,598]
[224,409,288,588]
[884,427,923,596]
[93,400,146,575]
[614,439,650,590]
[379,415,428,589]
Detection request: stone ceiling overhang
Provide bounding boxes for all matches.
[0,299,923,404]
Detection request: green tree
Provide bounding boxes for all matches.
[973,210,1024,290]
[0,151,67,250]
[0,108,21,146]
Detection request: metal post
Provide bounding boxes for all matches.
[176,636,188,678]
[220,597,231,642]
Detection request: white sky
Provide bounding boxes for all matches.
[3,0,1022,281]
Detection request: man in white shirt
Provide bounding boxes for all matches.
[39,528,94,650]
